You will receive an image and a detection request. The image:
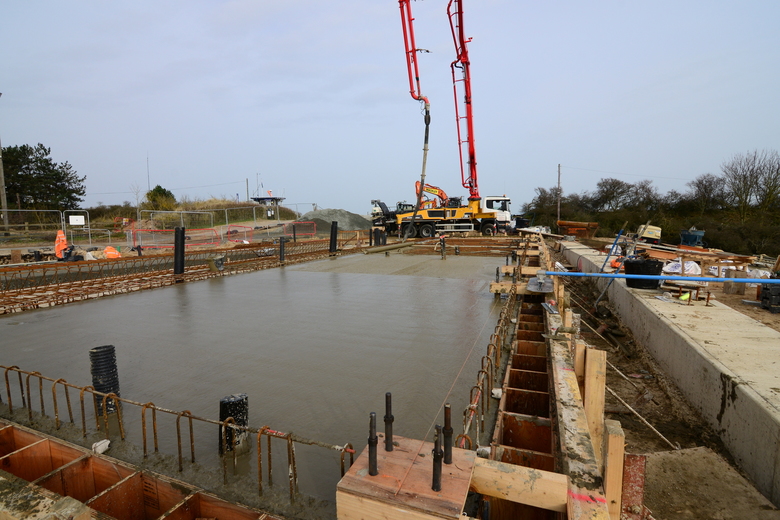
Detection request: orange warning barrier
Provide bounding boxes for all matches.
[54,230,68,259]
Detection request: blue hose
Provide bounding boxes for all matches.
[541,271,780,284]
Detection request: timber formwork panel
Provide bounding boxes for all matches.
[495,412,552,455]
[0,421,282,520]
[514,340,546,357]
[507,369,549,393]
[511,354,547,373]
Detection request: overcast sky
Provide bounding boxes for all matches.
[2,1,778,215]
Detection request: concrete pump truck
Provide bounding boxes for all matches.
[372,0,512,238]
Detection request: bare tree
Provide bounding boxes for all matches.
[721,151,761,224]
[592,178,633,212]
[755,149,780,216]
[686,173,727,215]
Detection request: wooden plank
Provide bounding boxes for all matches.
[490,281,528,294]
[500,265,541,276]
[337,435,475,520]
[547,313,610,520]
[620,454,646,520]
[584,349,607,466]
[602,420,625,520]
[337,490,447,520]
[469,458,567,513]
[573,340,586,400]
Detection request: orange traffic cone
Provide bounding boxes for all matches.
[104,246,121,259]
[54,230,68,259]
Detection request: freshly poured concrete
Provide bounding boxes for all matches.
[561,241,780,506]
[0,253,503,504]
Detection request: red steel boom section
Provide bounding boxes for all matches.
[448,0,479,199]
[399,0,429,106]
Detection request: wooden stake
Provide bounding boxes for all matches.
[584,349,607,466]
[602,419,625,520]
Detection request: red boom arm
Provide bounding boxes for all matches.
[399,0,430,106]
[448,0,479,199]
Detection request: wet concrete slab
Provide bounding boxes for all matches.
[0,253,506,503]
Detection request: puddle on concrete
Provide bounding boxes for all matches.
[0,254,503,507]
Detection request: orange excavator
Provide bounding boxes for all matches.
[415,181,449,209]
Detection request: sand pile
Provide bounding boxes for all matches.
[299,209,372,231]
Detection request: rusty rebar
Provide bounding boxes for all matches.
[176,410,194,471]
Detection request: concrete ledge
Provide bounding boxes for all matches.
[560,242,780,506]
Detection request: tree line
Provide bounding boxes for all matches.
[521,149,780,256]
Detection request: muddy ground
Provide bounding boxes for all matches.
[553,248,780,519]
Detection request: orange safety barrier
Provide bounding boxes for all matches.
[54,230,68,259]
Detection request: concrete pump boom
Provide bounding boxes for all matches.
[448,0,479,200]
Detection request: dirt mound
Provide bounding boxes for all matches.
[299,208,371,231]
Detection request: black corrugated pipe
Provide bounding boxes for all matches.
[219,393,248,454]
[329,221,338,254]
[174,227,185,279]
[89,345,120,416]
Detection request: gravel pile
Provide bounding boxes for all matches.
[299,208,372,230]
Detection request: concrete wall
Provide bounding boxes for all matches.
[560,241,780,506]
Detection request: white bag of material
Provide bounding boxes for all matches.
[663,259,701,275]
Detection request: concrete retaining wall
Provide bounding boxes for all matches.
[560,241,780,506]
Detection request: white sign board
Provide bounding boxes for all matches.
[68,215,85,226]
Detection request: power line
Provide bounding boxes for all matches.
[90,180,245,196]
[562,165,691,182]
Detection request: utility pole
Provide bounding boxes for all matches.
[0,93,9,234]
[557,164,561,225]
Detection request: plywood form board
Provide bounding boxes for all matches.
[86,471,146,520]
[497,412,552,454]
[511,354,548,373]
[546,313,610,519]
[493,445,556,472]
[0,439,53,482]
[507,369,549,393]
[337,435,476,520]
[513,340,547,357]
[34,455,96,503]
[503,389,550,418]
[0,426,44,457]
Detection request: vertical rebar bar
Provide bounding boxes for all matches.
[443,404,453,464]
[368,412,378,476]
[432,425,442,492]
[384,392,394,451]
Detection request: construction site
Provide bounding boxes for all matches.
[1,0,779,519]
[1,220,780,520]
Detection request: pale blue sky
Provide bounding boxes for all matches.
[2,1,778,214]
